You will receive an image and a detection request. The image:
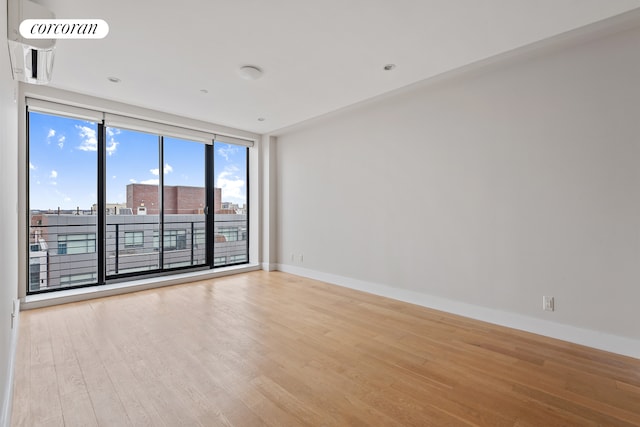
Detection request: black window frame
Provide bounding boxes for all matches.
[26,106,251,295]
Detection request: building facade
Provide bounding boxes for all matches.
[126,184,222,215]
[29,212,247,292]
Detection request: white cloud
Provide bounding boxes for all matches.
[150,163,173,176]
[106,138,119,156]
[217,144,238,161]
[112,176,117,179]
[76,125,97,152]
[29,162,36,170]
[216,169,245,204]
[225,164,240,173]
[58,136,65,149]
[49,170,58,186]
[46,129,55,143]
[129,179,137,183]
[140,179,159,185]
[75,126,118,155]
[103,129,120,155]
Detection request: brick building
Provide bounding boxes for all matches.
[126,184,221,215]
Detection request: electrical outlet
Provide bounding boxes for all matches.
[543,296,554,312]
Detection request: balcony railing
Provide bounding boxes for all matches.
[105,219,207,275]
[29,215,248,293]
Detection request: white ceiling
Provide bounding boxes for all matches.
[35,0,640,134]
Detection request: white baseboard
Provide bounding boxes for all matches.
[276,264,640,360]
[261,262,278,272]
[1,299,20,427]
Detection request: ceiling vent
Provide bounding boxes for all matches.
[7,0,56,84]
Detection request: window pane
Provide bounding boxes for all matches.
[64,233,96,254]
[105,128,160,275]
[214,142,248,266]
[28,111,98,292]
[124,231,143,247]
[163,137,206,268]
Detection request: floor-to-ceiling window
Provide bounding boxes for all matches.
[105,128,161,276]
[28,111,98,292]
[214,141,249,266]
[162,137,207,269]
[26,100,252,294]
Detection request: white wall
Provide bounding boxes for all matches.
[260,135,278,270]
[0,0,20,422]
[276,23,640,352]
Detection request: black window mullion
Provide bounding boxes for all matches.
[205,144,214,267]
[97,122,106,285]
[159,135,164,269]
[25,107,31,292]
[245,146,249,263]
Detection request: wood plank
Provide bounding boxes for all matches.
[12,270,640,426]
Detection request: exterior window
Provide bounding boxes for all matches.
[124,231,144,247]
[57,234,96,255]
[60,273,97,286]
[214,256,226,266]
[29,264,41,291]
[164,230,187,251]
[194,229,206,248]
[218,227,239,242]
[228,255,247,263]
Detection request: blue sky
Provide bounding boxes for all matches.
[29,112,247,210]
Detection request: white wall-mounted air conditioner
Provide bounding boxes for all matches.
[7,0,56,84]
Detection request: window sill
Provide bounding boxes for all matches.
[22,263,261,310]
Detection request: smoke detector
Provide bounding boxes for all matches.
[238,65,263,80]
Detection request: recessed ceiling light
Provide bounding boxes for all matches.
[383,64,396,71]
[257,117,266,122]
[107,76,121,83]
[238,65,263,80]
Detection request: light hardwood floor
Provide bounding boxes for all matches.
[11,271,640,426]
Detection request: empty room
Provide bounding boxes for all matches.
[1,0,640,425]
